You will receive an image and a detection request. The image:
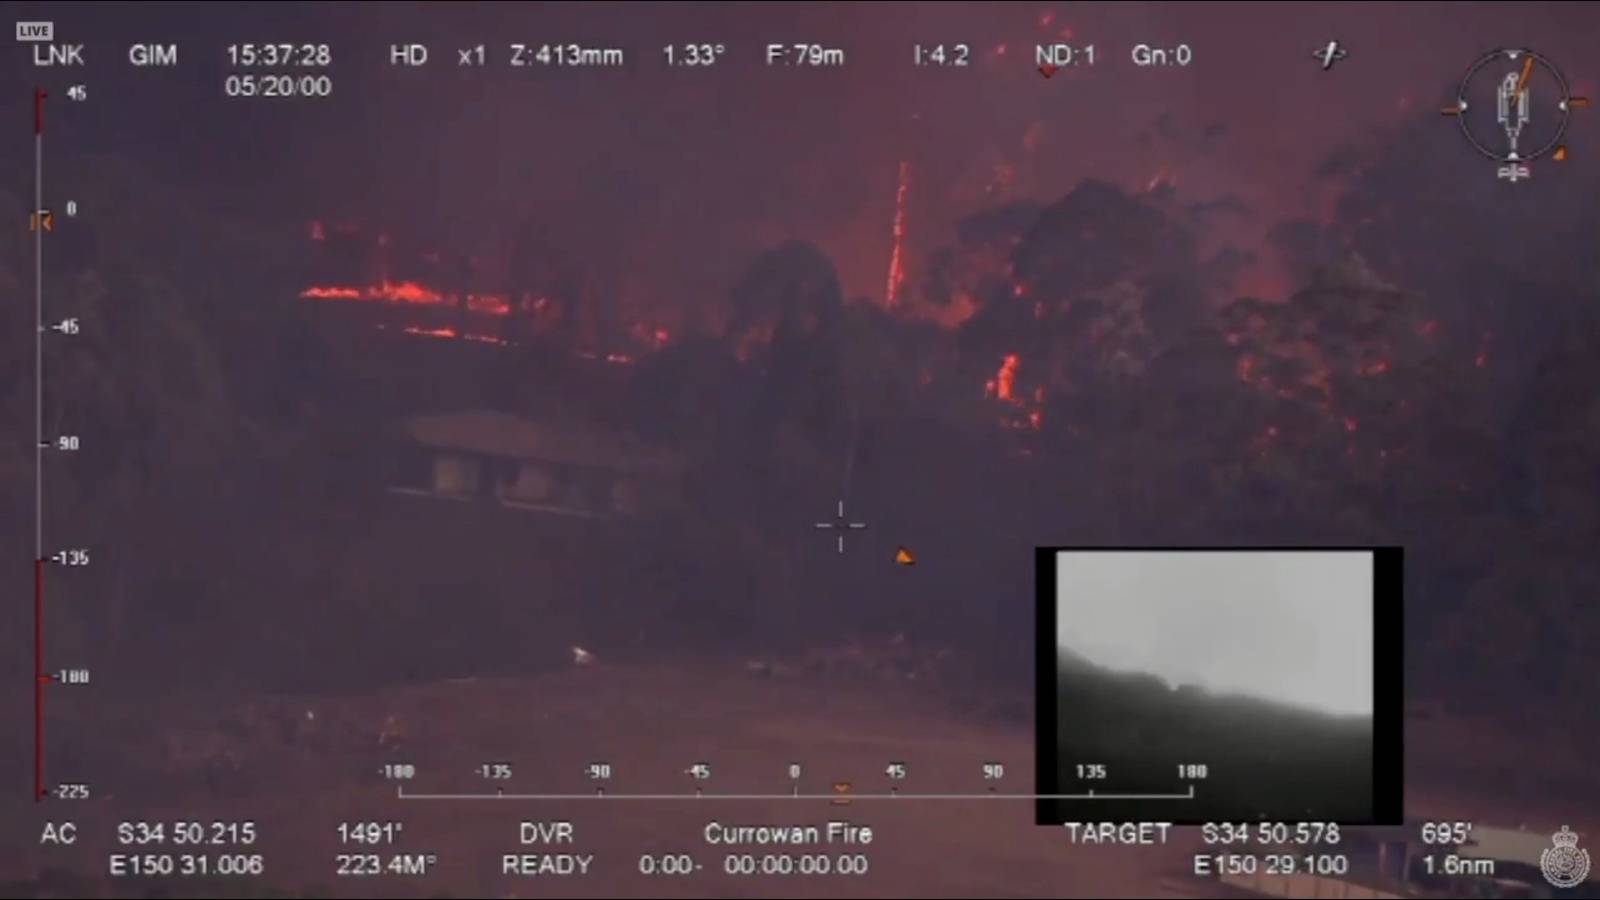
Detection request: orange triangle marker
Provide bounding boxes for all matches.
[895,547,915,566]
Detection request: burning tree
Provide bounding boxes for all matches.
[947,181,1213,444]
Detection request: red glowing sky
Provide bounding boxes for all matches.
[41,3,1600,311]
[367,3,1595,307]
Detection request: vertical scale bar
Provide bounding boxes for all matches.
[34,561,44,800]
[33,87,46,802]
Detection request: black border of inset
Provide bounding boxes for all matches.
[1034,546,1404,826]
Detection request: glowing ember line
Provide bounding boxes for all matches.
[301,286,362,300]
[300,279,444,305]
[884,160,911,309]
[380,279,441,304]
[465,294,511,316]
[300,281,516,316]
[396,326,510,347]
[402,325,458,340]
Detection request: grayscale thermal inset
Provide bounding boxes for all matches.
[1056,550,1372,716]
[1038,548,1399,826]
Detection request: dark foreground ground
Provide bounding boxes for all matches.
[0,649,1595,899]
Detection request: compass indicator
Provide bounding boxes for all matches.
[1450,48,1584,182]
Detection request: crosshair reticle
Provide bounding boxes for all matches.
[814,499,867,554]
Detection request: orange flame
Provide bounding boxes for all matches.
[983,353,1046,435]
[995,353,1020,403]
[466,294,511,316]
[381,280,441,304]
[885,160,911,309]
[301,279,442,305]
[300,280,514,316]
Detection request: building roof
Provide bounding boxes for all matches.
[404,409,683,474]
